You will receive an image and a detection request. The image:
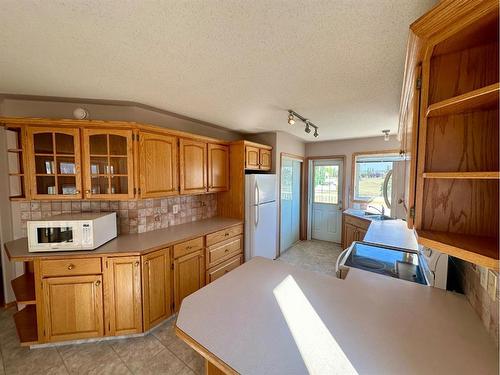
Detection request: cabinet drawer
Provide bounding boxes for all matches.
[41,258,102,277]
[343,214,370,230]
[207,235,243,268]
[206,224,243,246]
[173,237,204,259]
[206,255,243,284]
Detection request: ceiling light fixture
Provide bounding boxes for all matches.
[287,110,320,138]
[382,129,390,141]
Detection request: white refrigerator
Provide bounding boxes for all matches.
[245,174,277,261]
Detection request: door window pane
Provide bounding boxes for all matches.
[55,133,75,154]
[109,157,128,174]
[35,156,55,174]
[36,176,56,195]
[109,135,127,155]
[313,165,338,204]
[89,134,108,155]
[34,133,53,154]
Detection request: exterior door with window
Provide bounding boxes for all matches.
[311,159,343,242]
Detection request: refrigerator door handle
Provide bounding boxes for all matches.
[255,181,260,205]
[255,205,259,226]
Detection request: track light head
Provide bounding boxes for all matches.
[305,121,311,133]
[287,112,295,125]
[313,128,318,137]
[382,129,390,141]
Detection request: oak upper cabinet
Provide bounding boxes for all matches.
[179,139,207,194]
[27,127,82,199]
[139,132,178,198]
[105,256,142,336]
[42,274,104,342]
[245,146,260,170]
[173,247,205,312]
[142,248,172,330]
[259,149,272,171]
[208,143,229,192]
[82,128,135,200]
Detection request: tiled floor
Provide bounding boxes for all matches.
[278,239,343,277]
[0,307,203,375]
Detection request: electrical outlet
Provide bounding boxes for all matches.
[172,204,179,214]
[479,266,488,289]
[487,270,497,300]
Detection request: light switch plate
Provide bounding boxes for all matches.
[479,266,488,289]
[173,204,179,214]
[487,270,497,300]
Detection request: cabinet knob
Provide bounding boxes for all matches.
[225,249,229,253]
[135,261,140,267]
[85,190,91,195]
[95,280,101,286]
[67,264,75,270]
[224,233,229,237]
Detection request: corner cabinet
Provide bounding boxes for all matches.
[27,127,83,199]
[139,131,178,198]
[82,128,135,200]
[399,0,499,269]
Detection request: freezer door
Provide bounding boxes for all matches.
[252,174,276,205]
[247,201,277,260]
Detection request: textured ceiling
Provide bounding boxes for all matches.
[0,0,435,141]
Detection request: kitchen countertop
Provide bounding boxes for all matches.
[344,208,418,251]
[176,257,498,375]
[5,217,243,261]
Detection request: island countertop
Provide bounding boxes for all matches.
[176,257,498,375]
[5,216,243,261]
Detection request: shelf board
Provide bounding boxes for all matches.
[422,172,500,179]
[13,305,38,346]
[7,148,22,153]
[11,273,36,305]
[426,83,499,117]
[416,230,499,270]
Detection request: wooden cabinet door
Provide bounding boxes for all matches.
[139,132,178,198]
[82,129,135,200]
[208,143,229,192]
[142,248,172,330]
[42,275,103,342]
[343,223,358,249]
[259,149,272,171]
[357,228,367,241]
[173,249,205,312]
[27,127,82,200]
[105,256,142,336]
[245,146,260,169]
[179,139,207,194]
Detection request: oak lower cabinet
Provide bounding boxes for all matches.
[342,214,370,249]
[142,248,172,331]
[173,248,205,312]
[42,274,104,342]
[104,256,143,335]
[206,254,243,283]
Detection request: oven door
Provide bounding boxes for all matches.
[28,221,82,252]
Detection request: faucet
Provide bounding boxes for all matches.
[368,205,385,216]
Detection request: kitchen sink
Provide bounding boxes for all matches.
[363,212,395,221]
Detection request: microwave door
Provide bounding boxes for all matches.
[37,226,74,244]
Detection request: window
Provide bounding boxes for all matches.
[313,164,339,204]
[353,153,404,214]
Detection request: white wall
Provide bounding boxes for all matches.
[305,135,400,208]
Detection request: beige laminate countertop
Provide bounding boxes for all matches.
[344,208,418,251]
[176,257,498,375]
[5,217,243,261]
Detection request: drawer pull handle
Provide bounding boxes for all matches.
[95,280,101,286]
[225,233,229,236]
[67,264,75,270]
[186,246,193,250]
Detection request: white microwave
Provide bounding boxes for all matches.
[27,212,117,252]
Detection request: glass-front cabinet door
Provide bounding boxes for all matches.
[82,129,134,199]
[27,127,82,199]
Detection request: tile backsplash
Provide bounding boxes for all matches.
[18,194,217,236]
[454,258,499,346]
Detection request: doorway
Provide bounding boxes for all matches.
[280,155,303,253]
[309,158,344,243]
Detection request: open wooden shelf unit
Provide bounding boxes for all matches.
[13,305,38,347]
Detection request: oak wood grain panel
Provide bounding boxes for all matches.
[105,256,142,336]
[11,272,36,305]
[173,237,204,259]
[41,258,101,277]
[259,149,272,171]
[139,131,178,198]
[13,305,38,346]
[173,250,204,312]
[343,214,371,230]
[421,179,499,238]
[216,143,245,219]
[206,235,242,269]
[42,275,104,342]
[179,139,208,194]
[206,254,243,284]
[245,146,260,170]
[206,224,243,247]
[425,109,499,173]
[208,144,229,192]
[142,248,172,331]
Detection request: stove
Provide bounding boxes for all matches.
[336,241,429,285]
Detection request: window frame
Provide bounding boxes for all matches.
[350,150,400,204]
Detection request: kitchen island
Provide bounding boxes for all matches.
[176,257,498,375]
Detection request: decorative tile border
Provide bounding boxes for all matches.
[19,194,217,235]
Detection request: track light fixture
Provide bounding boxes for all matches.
[286,110,319,138]
[382,129,390,141]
